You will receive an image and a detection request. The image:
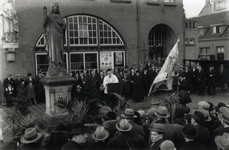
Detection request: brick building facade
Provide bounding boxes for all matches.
[0,0,185,99]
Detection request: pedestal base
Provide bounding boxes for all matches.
[38,113,71,131]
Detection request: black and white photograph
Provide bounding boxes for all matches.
[0,0,229,149]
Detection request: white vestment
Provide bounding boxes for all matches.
[103,74,119,94]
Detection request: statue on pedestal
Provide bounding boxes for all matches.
[43,3,66,76]
[0,0,19,43]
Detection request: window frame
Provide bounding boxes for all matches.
[69,52,99,73]
[35,52,68,75]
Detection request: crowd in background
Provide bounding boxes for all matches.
[2,60,229,108]
[2,72,45,108]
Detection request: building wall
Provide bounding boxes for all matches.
[185,28,199,59]
[0,0,185,81]
[199,39,229,60]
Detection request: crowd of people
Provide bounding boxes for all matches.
[1,100,229,150]
[2,61,228,108]
[2,72,45,107]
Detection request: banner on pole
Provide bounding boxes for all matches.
[148,38,179,96]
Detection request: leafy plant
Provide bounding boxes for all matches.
[4,109,38,142]
[111,93,128,113]
[56,97,112,122]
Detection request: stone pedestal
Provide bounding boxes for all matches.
[38,73,76,130]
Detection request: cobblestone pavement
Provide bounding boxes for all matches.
[0,89,228,141]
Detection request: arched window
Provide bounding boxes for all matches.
[35,15,125,75]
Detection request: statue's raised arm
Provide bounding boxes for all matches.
[43,3,66,75]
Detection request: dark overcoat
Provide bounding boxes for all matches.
[197,70,206,88]
[61,141,84,150]
[108,133,131,150]
[179,141,207,150]
[132,75,144,101]
[194,125,210,146]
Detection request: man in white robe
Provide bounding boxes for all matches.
[103,69,119,95]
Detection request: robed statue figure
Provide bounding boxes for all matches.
[43,3,66,75]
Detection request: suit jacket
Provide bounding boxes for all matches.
[148,139,164,150]
[179,141,206,150]
[24,78,35,88]
[3,78,14,88]
[108,133,131,150]
[127,120,146,138]
[197,70,206,88]
[61,141,84,150]
[86,142,113,150]
[194,125,210,146]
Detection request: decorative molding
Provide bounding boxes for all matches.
[110,0,131,3]
[146,0,161,6]
[49,88,55,93]
[68,87,72,92]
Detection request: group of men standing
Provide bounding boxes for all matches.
[179,64,228,96]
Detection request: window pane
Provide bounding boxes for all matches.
[85,53,97,69]
[71,54,84,70]
[37,55,49,73]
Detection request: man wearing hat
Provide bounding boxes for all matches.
[86,126,112,150]
[178,73,188,91]
[132,69,144,102]
[191,111,210,146]
[120,108,145,138]
[218,64,228,91]
[180,124,206,150]
[148,123,166,150]
[212,106,229,141]
[103,111,119,143]
[19,127,43,149]
[207,64,216,95]
[108,119,133,150]
[215,133,229,150]
[154,106,184,149]
[24,73,35,88]
[197,65,206,96]
[184,65,192,91]
[14,74,23,95]
[3,73,14,89]
[61,123,88,150]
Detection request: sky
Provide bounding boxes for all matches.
[183,0,206,18]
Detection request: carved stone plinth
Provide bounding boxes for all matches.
[38,73,76,130]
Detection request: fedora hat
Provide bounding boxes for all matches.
[182,124,198,139]
[198,101,210,110]
[154,106,170,118]
[20,128,42,144]
[92,126,109,141]
[151,98,161,105]
[198,109,212,122]
[69,123,87,135]
[121,108,137,119]
[222,108,229,123]
[160,140,176,150]
[192,111,205,123]
[215,133,229,150]
[148,123,166,133]
[127,134,147,150]
[116,119,132,132]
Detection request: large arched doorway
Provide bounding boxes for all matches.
[148,24,174,60]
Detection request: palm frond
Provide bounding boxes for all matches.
[56,97,75,114]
